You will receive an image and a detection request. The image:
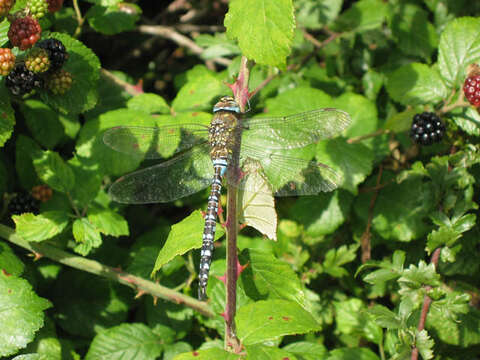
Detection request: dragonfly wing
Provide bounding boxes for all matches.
[109,143,214,203]
[104,124,209,159]
[241,108,351,150]
[231,145,341,197]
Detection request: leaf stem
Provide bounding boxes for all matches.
[0,223,215,317]
[72,0,85,38]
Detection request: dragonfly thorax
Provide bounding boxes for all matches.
[213,96,240,113]
[208,110,240,159]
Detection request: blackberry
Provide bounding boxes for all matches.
[410,112,445,146]
[27,0,48,19]
[46,0,62,12]
[8,192,39,215]
[0,47,15,76]
[5,64,43,95]
[463,75,480,107]
[7,15,42,50]
[46,68,72,94]
[37,38,67,72]
[25,47,50,73]
[0,0,15,18]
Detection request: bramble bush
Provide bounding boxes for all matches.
[1,0,480,359]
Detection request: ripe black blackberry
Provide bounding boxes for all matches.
[5,64,43,95]
[8,192,39,215]
[36,38,67,72]
[410,112,445,146]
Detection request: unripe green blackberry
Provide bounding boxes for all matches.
[46,69,72,95]
[0,0,15,18]
[27,0,48,19]
[0,47,15,76]
[25,47,50,73]
[8,192,39,215]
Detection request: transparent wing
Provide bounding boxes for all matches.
[242,108,351,150]
[104,124,209,159]
[109,143,214,204]
[230,144,341,197]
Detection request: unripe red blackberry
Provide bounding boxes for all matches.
[410,112,445,146]
[25,47,50,73]
[0,47,15,76]
[27,0,48,19]
[31,184,53,202]
[6,64,43,95]
[463,75,480,107]
[0,0,15,18]
[36,38,67,71]
[8,15,42,50]
[46,0,62,12]
[8,192,39,215]
[46,68,72,95]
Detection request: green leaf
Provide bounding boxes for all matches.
[40,33,100,114]
[334,92,378,139]
[367,305,402,329]
[238,160,277,240]
[322,244,358,278]
[398,261,441,305]
[240,248,305,307]
[438,17,480,87]
[386,63,448,105]
[33,151,75,193]
[0,85,14,147]
[296,0,342,30]
[327,347,380,360]
[0,272,51,357]
[87,207,129,237]
[333,0,387,33]
[68,155,102,206]
[85,323,162,360]
[11,355,50,360]
[451,107,480,136]
[13,211,70,242]
[391,4,438,60]
[173,348,242,359]
[86,3,141,35]
[236,299,321,345]
[171,65,226,112]
[282,341,328,360]
[152,211,225,276]
[289,190,353,237]
[127,93,170,114]
[245,344,300,360]
[72,218,103,256]
[225,0,295,68]
[414,329,434,360]
[0,242,25,276]
[0,18,9,46]
[426,226,461,253]
[20,100,65,149]
[195,33,241,60]
[15,135,42,190]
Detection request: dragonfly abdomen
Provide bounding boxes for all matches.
[198,156,227,300]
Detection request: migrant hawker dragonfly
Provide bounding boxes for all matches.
[104,96,351,300]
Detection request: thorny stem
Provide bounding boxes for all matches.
[410,247,441,360]
[0,224,215,317]
[224,56,250,353]
[439,92,470,114]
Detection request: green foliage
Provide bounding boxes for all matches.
[1,1,480,359]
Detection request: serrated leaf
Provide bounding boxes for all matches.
[368,305,402,329]
[87,207,129,237]
[72,218,102,256]
[323,244,358,277]
[11,355,49,360]
[0,272,51,357]
[173,348,241,360]
[245,344,300,360]
[398,261,440,305]
[13,211,70,242]
[0,18,9,46]
[0,85,14,147]
[127,93,170,114]
[152,211,225,276]
[20,100,64,149]
[426,226,461,253]
[333,0,387,33]
[68,155,102,206]
[0,242,25,276]
[238,160,277,240]
[327,347,380,360]
[415,329,434,360]
[225,0,295,68]
[33,151,75,193]
[438,17,480,87]
[15,135,42,190]
[86,3,141,35]
[451,107,480,136]
[85,323,162,360]
[40,33,100,114]
[386,63,448,105]
[240,248,305,307]
[282,341,327,360]
[296,0,342,30]
[391,4,437,60]
[236,299,321,345]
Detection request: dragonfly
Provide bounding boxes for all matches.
[104,96,351,300]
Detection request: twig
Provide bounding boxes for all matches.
[303,30,341,49]
[0,224,215,317]
[439,94,470,114]
[347,129,389,144]
[100,69,144,96]
[137,25,231,67]
[72,0,85,38]
[411,247,441,360]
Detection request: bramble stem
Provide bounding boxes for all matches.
[0,223,214,317]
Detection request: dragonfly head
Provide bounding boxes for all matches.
[213,96,240,114]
